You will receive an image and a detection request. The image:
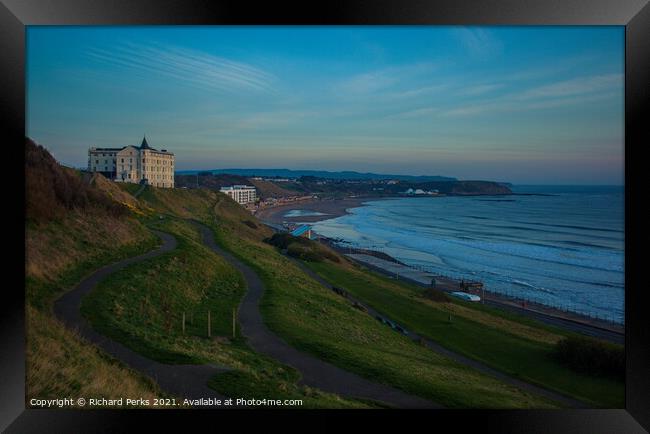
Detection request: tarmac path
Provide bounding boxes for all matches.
[54,230,230,404]
[192,221,440,409]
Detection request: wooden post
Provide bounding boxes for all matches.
[232,308,236,338]
[207,310,211,338]
[182,312,185,335]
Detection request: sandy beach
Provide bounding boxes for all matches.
[255,197,377,225]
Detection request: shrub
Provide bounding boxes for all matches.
[553,336,624,380]
[26,138,128,222]
[422,288,450,303]
[264,233,340,263]
[286,244,322,262]
[265,233,311,248]
[242,220,258,229]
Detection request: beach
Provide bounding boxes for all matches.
[255,197,374,224]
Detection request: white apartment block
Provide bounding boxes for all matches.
[88,136,175,188]
[220,185,257,205]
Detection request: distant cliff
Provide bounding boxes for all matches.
[447,180,513,195]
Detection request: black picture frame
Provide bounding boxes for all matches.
[3,0,649,431]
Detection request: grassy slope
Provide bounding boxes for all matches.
[304,258,624,408]
[27,305,164,407]
[81,213,371,408]
[192,192,557,408]
[26,150,167,402]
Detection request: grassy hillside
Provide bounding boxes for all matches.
[304,259,624,407]
[25,138,166,403]
[26,143,620,409]
[248,178,297,199]
[131,188,557,408]
[80,213,372,408]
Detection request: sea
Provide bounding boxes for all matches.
[307,185,625,324]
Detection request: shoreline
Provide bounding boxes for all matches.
[254,193,523,226]
[255,197,624,338]
[255,197,385,225]
[322,242,625,340]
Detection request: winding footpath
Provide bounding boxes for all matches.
[55,220,581,408]
[54,231,230,403]
[288,257,589,409]
[54,225,437,408]
[192,221,439,409]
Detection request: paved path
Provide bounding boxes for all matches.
[133,183,147,198]
[53,230,231,405]
[192,221,440,409]
[347,253,623,344]
[290,257,589,409]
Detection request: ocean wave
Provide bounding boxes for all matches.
[312,193,624,320]
[511,279,555,294]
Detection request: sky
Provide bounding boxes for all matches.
[26,26,624,184]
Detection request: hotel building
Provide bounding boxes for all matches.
[220,185,257,205]
[88,136,175,188]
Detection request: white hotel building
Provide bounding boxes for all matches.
[88,136,175,188]
[220,185,257,205]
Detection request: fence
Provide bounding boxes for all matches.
[327,239,623,326]
[160,308,238,339]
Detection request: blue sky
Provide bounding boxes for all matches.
[26,26,624,184]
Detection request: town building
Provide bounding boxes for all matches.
[88,136,175,188]
[220,185,257,205]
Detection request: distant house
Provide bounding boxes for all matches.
[220,185,257,205]
[400,187,439,196]
[88,136,175,188]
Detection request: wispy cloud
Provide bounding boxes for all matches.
[453,28,503,60]
[386,84,451,99]
[333,62,439,96]
[459,83,504,96]
[444,91,619,117]
[444,73,622,117]
[385,107,440,120]
[85,42,278,94]
[513,73,623,100]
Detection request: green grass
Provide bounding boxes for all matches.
[80,215,372,408]
[81,217,246,363]
[207,366,375,408]
[27,219,160,310]
[26,211,167,402]
[305,260,624,408]
[116,182,143,195]
[203,215,559,408]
